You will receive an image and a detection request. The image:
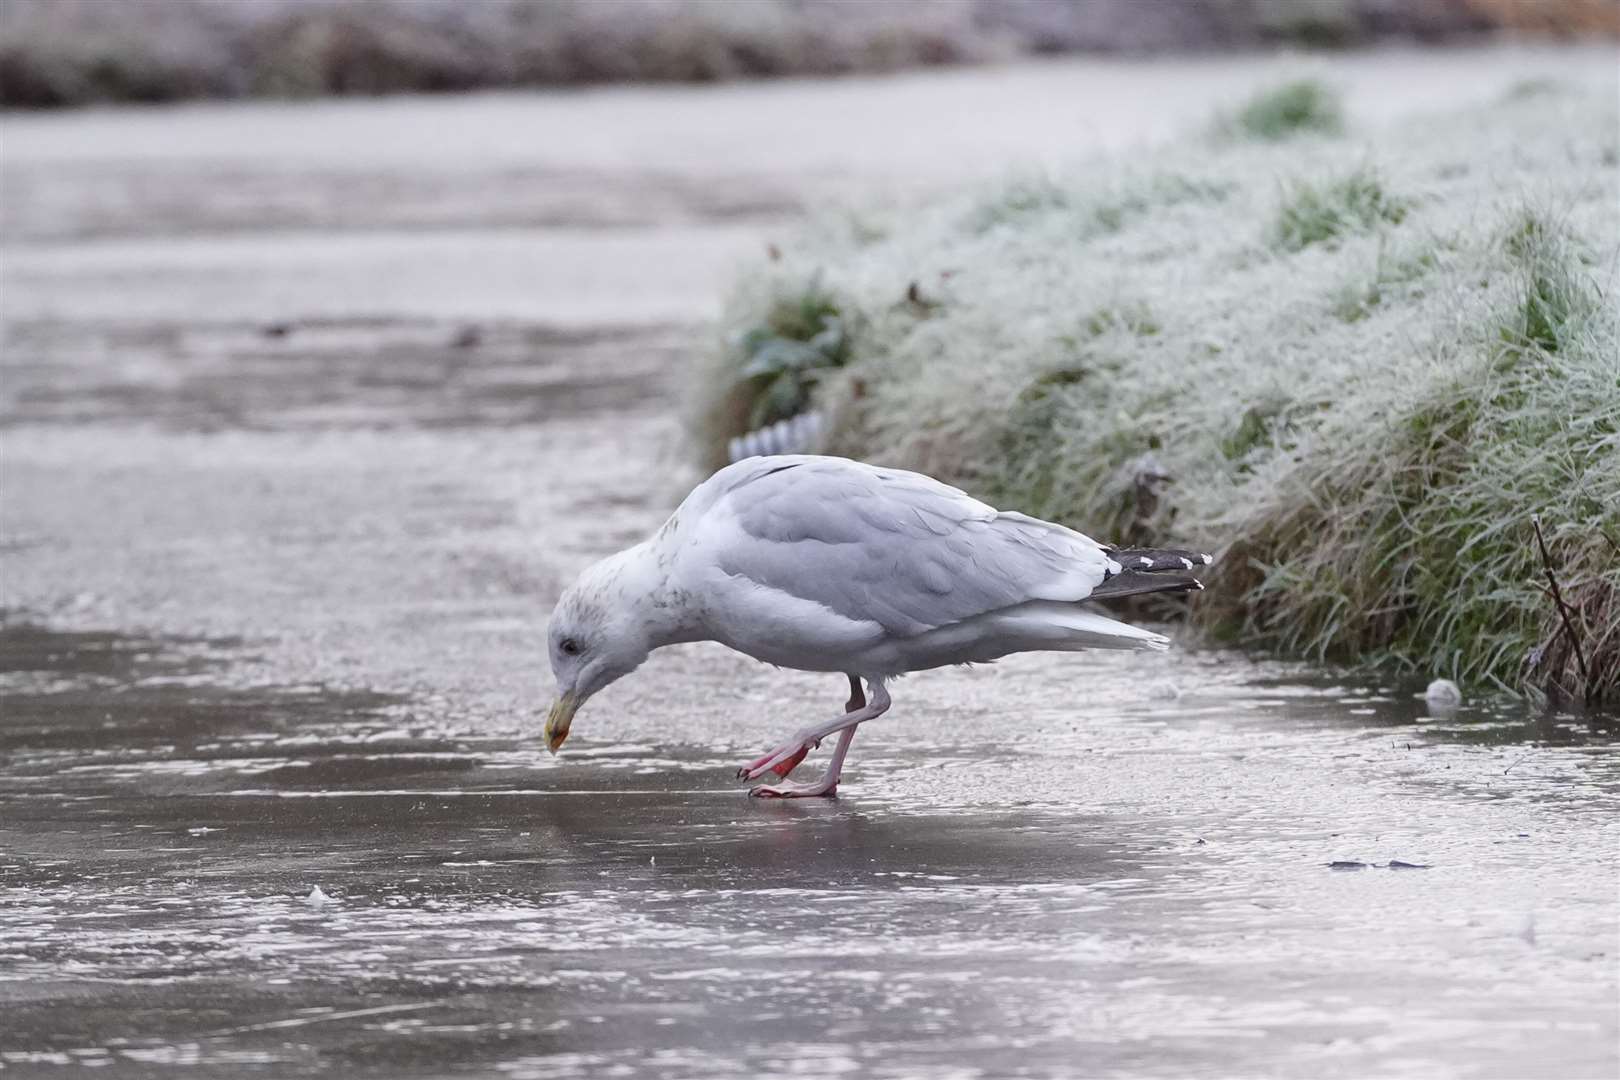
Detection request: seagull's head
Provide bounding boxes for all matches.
[542,550,654,754]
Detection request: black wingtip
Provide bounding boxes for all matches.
[1112,547,1216,574]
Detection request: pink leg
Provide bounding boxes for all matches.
[737,677,875,782]
[750,724,858,799]
[737,742,809,781]
[737,676,865,781]
[739,678,889,797]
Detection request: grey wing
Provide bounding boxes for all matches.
[702,457,1118,637]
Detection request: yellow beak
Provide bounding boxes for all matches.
[544,692,578,754]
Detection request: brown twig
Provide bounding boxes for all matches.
[1531,515,1591,702]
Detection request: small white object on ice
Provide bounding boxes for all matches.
[1424,679,1462,711]
[1147,680,1182,701]
[305,885,333,908]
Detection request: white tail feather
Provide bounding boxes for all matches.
[993,602,1170,652]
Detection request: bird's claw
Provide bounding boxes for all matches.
[749,780,837,799]
[736,742,812,783]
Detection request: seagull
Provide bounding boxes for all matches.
[543,455,1212,798]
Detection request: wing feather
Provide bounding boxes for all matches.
[692,457,1113,639]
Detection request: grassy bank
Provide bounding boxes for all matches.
[1,0,1594,108]
[693,80,1620,702]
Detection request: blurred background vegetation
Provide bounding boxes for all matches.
[3,0,1616,108]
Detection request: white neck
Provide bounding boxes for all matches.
[600,541,704,649]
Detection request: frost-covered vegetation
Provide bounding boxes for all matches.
[694,82,1620,701]
[0,0,1569,108]
[1213,78,1345,142]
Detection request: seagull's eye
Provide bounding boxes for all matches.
[559,638,581,657]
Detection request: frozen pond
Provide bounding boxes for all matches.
[3,621,1617,1078]
[3,46,1618,1079]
